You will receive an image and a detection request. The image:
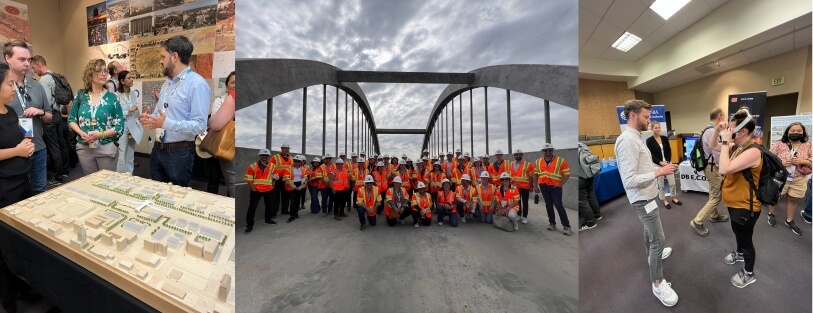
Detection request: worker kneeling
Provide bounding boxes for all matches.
[474,171,496,224]
[456,174,477,223]
[385,176,415,226]
[436,179,459,227]
[411,182,434,227]
[356,175,381,230]
[494,172,521,231]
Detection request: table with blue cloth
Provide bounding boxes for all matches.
[593,164,625,203]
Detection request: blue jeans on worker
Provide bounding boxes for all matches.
[29,149,47,194]
[309,185,321,213]
[436,206,459,227]
[632,198,666,283]
[319,188,333,213]
[150,146,195,187]
[357,207,377,226]
[540,184,570,228]
[476,206,493,224]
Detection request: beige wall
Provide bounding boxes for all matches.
[653,46,812,134]
[13,1,63,75]
[578,79,635,137]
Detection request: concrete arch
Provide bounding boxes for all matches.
[421,64,577,150]
[235,58,380,153]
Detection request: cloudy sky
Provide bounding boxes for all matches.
[236,0,578,158]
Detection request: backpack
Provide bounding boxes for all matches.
[689,126,714,171]
[45,72,74,106]
[741,144,787,214]
[579,144,601,178]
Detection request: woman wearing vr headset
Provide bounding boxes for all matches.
[711,109,761,288]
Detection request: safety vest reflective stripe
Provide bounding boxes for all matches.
[245,162,275,191]
[271,154,293,177]
[357,187,379,216]
[456,185,476,202]
[412,193,433,218]
[477,185,495,213]
[510,161,530,181]
[332,168,349,190]
[536,157,569,185]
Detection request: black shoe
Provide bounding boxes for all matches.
[286,217,296,223]
[360,224,365,230]
[664,203,671,210]
[594,214,603,220]
[47,179,62,187]
[264,220,277,225]
[786,220,802,235]
[281,211,290,215]
[802,211,812,224]
[767,213,776,227]
[244,226,253,234]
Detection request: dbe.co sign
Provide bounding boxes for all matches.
[681,170,707,181]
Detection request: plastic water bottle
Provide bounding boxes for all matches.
[610,157,616,167]
[601,158,606,168]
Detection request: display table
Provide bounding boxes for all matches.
[678,161,709,193]
[593,164,626,203]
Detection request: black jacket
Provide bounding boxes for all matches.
[645,135,671,165]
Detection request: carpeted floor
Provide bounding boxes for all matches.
[579,179,812,312]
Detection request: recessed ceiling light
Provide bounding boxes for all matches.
[611,32,642,52]
[650,0,691,20]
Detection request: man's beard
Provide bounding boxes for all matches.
[163,62,174,77]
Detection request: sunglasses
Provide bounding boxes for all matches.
[16,84,30,102]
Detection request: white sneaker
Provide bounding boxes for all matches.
[438,222,443,226]
[513,222,519,230]
[652,280,678,307]
[521,217,528,224]
[414,223,420,228]
[462,217,467,223]
[662,247,672,260]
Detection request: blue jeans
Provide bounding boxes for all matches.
[436,206,459,227]
[476,207,493,224]
[803,178,811,219]
[632,198,665,283]
[150,146,194,187]
[309,185,321,213]
[540,185,570,227]
[357,207,376,226]
[319,188,333,213]
[29,149,47,194]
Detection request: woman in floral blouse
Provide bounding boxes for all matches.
[767,122,812,235]
[67,59,123,174]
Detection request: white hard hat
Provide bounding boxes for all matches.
[431,155,439,160]
[495,149,504,155]
[455,148,461,153]
[393,176,402,184]
[313,157,321,162]
[461,174,471,181]
[281,144,290,148]
[457,155,465,160]
[357,158,365,163]
[446,151,453,155]
[323,153,333,158]
[339,152,346,156]
[464,152,470,157]
[376,161,385,167]
[541,143,555,150]
[351,152,358,157]
[369,154,377,158]
[423,149,429,153]
[335,158,344,164]
[406,158,413,162]
[482,155,490,159]
[514,149,523,154]
[480,171,491,178]
[441,178,451,184]
[382,154,389,158]
[360,151,366,155]
[422,156,429,161]
[433,162,442,167]
[500,172,510,179]
[398,159,406,165]
[473,157,480,162]
[258,148,271,155]
[416,182,427,189]
[364,175,375,183]
[295,155,305,161]
[402,154,407,158]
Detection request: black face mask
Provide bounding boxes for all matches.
[789,134,803,141]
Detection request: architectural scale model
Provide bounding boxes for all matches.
[2,170,235,313]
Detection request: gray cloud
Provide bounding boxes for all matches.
[236,0,578,157]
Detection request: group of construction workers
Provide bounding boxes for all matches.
[243,143,573,235]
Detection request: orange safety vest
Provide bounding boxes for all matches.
[489,161,508,184]
[373,170,388,192]
[437,189,457,213]
[476,184,496,213]
[394,168,412,190]
[270,154,293,179]
[508,160,534,190]
[353,165,368,191]
[331,166,349,191]
[356,186,380,216]
[245,162,276,192]
[311,165,326,189]
[283,166,308,191]
[426,171,446,193]
[384,186,408,217]
[494,186,520,213]
[536,156,570,187]
[411,192,433,218]
[343,162,356,182]
[469,165,486,182]
[450,167,465,185]
[455,184,477,213]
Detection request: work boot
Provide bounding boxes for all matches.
[690,220,709,237]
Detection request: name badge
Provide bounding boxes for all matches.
[19,117,33,138]
[645,200,658,214]
[156,128,166,143]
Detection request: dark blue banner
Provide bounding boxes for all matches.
[728,91,767,144]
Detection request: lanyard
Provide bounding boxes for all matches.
[161,67,192,109]
[14,79,26,110]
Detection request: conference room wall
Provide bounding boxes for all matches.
[653,46,812,134]
[7,1,65,80]
[578,79,635,137]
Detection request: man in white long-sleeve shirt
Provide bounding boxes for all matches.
[614,100,679,307]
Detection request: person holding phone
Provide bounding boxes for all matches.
[766,122,811,235]
[646,123,682,209]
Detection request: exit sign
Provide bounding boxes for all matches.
[772,77,784,86]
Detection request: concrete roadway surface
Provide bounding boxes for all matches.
[236,201,578,313]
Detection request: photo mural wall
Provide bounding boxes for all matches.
[0,0,30,45]
[87,0,235,153]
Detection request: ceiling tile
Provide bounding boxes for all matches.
[628,9,664,40]
[581,38,609,58]
[600,46,627,59]
[743,42,770,61]
[590,19,625,47]
[579,0,613,18]
[580,8,602,50]
[620,40,655,60]
[719,52,748,66]
[645,22,678,47]
[605,0,647,30]
[705,0,730,11]
[666,1,713,33]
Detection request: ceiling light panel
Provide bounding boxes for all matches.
[611,32,642,52]
[650,0,691,20]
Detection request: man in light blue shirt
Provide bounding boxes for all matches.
[139,35,210,187]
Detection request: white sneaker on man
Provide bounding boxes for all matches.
[652,280,678,307]
[438,222,443,226]
[521,217,528,224]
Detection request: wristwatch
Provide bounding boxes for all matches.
[721,141,729,145]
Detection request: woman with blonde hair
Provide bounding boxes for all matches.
[68,59,123,174]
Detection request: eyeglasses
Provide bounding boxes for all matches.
[16,84,30,102]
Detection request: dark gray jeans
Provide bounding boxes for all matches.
[632,198,665,283]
